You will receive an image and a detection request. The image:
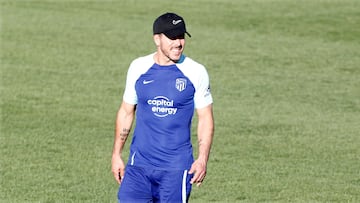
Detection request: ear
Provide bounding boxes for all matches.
[153,34,160,46]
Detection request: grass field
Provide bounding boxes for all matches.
[1,0,360,202]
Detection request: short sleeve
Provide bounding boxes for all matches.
[122,60,139,105]
[193,66,213,109]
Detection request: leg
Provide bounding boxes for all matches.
[118,165,152,203]
[153,169,193,203]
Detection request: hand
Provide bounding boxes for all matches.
[111,154,125,184]
[188,159,207,187]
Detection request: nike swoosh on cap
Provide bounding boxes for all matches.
[172,20,182,25]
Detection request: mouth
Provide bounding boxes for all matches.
[172,45,183,54]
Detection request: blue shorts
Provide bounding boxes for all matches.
[118,165,193,203]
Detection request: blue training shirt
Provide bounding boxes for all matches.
[123,53,213,170]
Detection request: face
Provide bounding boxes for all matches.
[154,33,186,65]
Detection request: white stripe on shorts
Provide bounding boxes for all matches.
[130,152,136,165]
[182,170,188,203]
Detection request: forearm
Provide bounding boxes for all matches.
[188,105,214,186]
[112,128,130,157]
[197,124,214,163]
[196,106,214,164]
[112,102,135,157]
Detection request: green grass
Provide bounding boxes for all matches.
[1,0,360,202]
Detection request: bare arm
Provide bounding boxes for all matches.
[111,101,136,184]
[189,104,214,186]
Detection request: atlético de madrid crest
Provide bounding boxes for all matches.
[175,78,187,92]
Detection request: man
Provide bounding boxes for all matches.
[111,12,214,203]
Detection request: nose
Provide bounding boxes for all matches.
[172,38,183,47]
[173,38,180,44]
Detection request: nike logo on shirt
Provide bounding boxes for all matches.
[143,80,154,84]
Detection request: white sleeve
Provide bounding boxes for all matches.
[122,60,139,105]
[122,54,155,105]
[194,65,213,109]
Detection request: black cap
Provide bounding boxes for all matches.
[153,12,191,39]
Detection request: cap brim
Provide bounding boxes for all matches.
[163,27,191,39]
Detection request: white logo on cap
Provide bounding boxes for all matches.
[172,20,182,25]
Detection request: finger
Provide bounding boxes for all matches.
[192,170,206,184]
[190,171,197,183]
[120,168,125,177]
[119,169,126,182]
[196,175,206,187]
[190,171,201,184]
[112,167,122,183]
[118,172,122,182]
[113,171,121,184]
[188,166,195,175]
